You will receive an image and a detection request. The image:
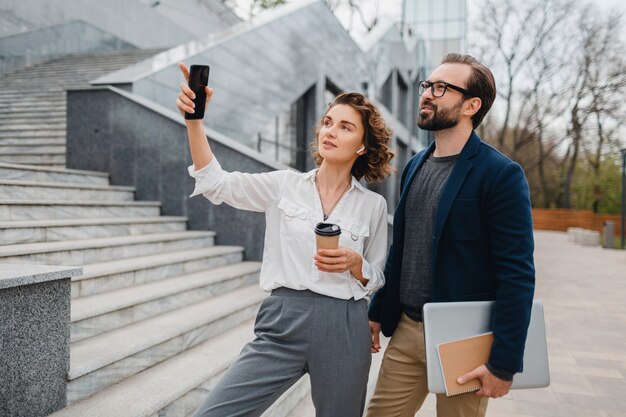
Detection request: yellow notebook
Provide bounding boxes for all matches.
[436,332,494,396]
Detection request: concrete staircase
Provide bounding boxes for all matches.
[0,51,308,417]
[0,49,162,168]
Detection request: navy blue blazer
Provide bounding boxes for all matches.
[369,131,535,374]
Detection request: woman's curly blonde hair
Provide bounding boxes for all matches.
[311,92,395,183]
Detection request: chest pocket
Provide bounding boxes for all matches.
[444,199,481,240]
[277,198,312,243]
[337,220,370,253]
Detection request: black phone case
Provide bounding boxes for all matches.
[185,65,210,120]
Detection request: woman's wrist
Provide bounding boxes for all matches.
[185,119,204,127]
[350,255,368,286]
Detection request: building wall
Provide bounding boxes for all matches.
[125,1,367,148]
[0,20,137,75]
[0,0,238,47]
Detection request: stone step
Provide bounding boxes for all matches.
[0,230,214,265]
[0,92,62,98]
[0,98,66,109]
[0,78,101,86]
[0,102,65,110]
[0,91,63,99]
[0,91,62,97]
[67,275,264,402]
[0,153,65,165]
[0,105,66,113]
[2,66,137,76]
[0,114,65,122]
[70,259,258,343]
[0,89,63,95]
[73,245,244,298]
[0,138,65,146]
[0,106,66,114]
[9,62,147,72]
[0,199,160,220]
[0,216,187,245]
[0,112,67,121]
[0,143,65,152]
[0,162,109,185]
[0,123,65,131]
[0,144,66,155]
[48,320,256,417]
[52,315,307,417]
[0,102,64,108]
[0,82,64,89]
[0,82,81,89]
[0,129,65,138]
[0,179,135,202]
[28,164,65,169]
[0,112,66,121]
[0,69,122,78]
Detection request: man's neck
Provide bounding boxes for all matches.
[432,124,473,157]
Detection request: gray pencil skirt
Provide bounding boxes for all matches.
[192,287,372,417]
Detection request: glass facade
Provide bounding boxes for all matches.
[402,0,467,146]
[403,0,467,71]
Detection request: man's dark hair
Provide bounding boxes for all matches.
[441,53,496,129]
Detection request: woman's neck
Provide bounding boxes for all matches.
[316,162,352,194]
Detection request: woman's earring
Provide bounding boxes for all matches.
[356,146,366,155]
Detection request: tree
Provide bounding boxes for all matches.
[226,0,381,34]
[472,0,626,213]
[472,0,573,154]
[560,6,626,210]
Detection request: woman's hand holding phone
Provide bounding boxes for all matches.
[177,62,215,171]
[176,62,213,119]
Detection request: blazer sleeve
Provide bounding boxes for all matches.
[486,161,536,374]
[367,156,415,322]
[368,243,394,321]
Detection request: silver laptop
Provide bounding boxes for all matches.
[423,300,550,394]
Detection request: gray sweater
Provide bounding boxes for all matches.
[399,153,457,322]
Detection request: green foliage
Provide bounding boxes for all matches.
[570,152,624,214]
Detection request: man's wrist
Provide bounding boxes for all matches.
[485,362,514,381]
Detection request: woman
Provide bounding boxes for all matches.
[176,62,394,417]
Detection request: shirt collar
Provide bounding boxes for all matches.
[304,168,367,193]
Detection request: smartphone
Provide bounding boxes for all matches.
[185,64,210,120]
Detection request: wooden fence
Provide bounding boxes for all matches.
[532,209,623,236]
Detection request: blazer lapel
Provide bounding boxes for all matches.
[432,132,481,244]
[398,142,435,205]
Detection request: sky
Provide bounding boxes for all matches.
[230,0,625,42]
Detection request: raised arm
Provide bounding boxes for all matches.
[176,62,214,171]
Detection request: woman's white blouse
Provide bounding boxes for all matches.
[188,158,387,300]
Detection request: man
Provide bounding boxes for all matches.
[365,53,535,417]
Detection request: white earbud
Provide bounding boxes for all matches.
[356,146,366,155]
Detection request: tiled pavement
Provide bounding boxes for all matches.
[477,231,626,417]
[292,230,626,416]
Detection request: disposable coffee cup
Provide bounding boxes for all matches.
[315,222,341,250]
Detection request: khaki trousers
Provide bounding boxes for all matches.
[366,313,488,417]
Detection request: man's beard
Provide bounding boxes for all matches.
[418,99,463,131]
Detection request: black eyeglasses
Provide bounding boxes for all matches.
[418,80,473,98]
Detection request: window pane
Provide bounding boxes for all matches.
[433,0,445,19]
[446,0,462,20]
